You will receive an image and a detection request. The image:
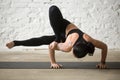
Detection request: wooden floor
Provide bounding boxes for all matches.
[0,49,120,80]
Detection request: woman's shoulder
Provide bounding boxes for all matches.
[83,34,94,42]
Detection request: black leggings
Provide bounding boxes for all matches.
[14,5,70,47]
[49,5,70,42]
[14,35,55,46]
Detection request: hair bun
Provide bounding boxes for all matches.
[86,42,95,54]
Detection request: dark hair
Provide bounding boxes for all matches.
[73,42,95,58]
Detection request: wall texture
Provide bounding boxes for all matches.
[0,0,120,49]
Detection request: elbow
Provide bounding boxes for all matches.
[104,44,108,50]
[102,43,108,52]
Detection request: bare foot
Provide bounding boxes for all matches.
[6,41,15,49]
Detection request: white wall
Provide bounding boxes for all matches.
[0,0,120,50]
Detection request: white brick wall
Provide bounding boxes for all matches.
[0,0,120,49]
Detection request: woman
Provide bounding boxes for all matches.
[6,5,108,69]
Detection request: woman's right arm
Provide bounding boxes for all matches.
[57,33,79,52]
[49,45,62,69]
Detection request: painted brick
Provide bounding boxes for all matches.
[0,0,120,49]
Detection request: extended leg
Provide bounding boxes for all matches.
[6,35,55,49]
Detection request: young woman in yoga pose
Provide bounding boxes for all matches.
[6,5,108,69]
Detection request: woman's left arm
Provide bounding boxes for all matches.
[92,39,108,69]
[92,39,108,64]
[84,34,108,69]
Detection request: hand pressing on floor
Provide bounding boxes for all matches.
[49,43,63,69]
[96,63,107,69]
[50,63,63,69]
